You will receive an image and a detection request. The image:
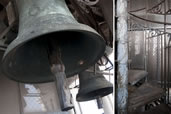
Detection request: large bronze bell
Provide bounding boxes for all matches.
[76,69,113,102]
[2,0,105,83]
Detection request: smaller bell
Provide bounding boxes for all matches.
[76,69,113,102]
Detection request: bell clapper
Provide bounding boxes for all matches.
[48,40,74,111]
[51,64,74,111]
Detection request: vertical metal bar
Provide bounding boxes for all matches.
[169,36,171,104]
[146,0,150,80]
[144,29,146,71]
[167,39,169,104]
[169,44,171,105]
[157,32,160,83]
[168,37,171,104]
[164,0,167,103]
[127,24,130,70]
[144,0,148,73]
[127,0,130,70]
[144,30,148,83]
[147,31,150,81]
[113,0,115,113]
[116,0,128,113]
[157,33,159,81]
[17,83,23,114]
[161,32,163,87]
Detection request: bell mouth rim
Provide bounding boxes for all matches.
[61,105,74,111]
[76,86,113,102]
[2,24,106,83]
[3,23,104,57]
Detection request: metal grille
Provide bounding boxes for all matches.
[128,19,163,82]
[128,0,171,105]
[146,30,162,81]
[128,31,145,70]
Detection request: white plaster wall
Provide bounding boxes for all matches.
[0,74,70,114]
[0,75,20,114]
[20,82,63,114]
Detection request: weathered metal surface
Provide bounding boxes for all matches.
[128,103,171,114]
[145,30,162,82]
[128,85,137,94]
[116,0,128,113]
[0,21,6,34]
[128,31,145,69]
[0,8,6,21]
[6,1,16,25]
[128,0,171,28]
[98,0,113,33]
[128,70,148,85]
[0,23,14,40]
[76,67,113,102]
[2,0,106,83]
[128,82,164,111]
[79,0,99,6]
[0,0,10,7]
[128,0,171,107]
